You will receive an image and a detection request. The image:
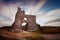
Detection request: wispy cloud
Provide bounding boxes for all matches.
[37,9,60,26]
[0,0,60,27]
[25,0,47,15]
[0,0,47,27]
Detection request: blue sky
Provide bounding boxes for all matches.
[40,0,60,12]
[3,0,60,12]
[0,0,60,27]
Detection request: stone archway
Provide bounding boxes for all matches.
[10,7,39,32]
[24,15,39,32]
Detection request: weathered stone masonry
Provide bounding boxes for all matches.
[10,7,39,32]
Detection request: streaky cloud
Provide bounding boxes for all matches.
[25,0,47,15]
[45,18,60,24]
[43,9,60,26]
[37,9,60,26]
[44,22,60,26]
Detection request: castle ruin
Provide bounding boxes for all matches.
[10,7,39,32]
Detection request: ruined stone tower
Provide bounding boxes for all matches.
[10,7,25,32]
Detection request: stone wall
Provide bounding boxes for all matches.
[25,15,38,31]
